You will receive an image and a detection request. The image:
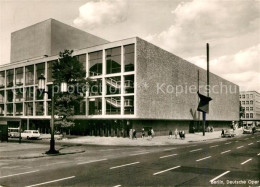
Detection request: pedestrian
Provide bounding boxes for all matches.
[169,130,172,138]
[148,129,151,139]
[133,129,137,139]
[141,128,145,138]
[129,129,133,139]
[179,130,182,139]
[151,128,155,138]
[221,129,224,137]
[174,129,178,139]
[182,130,185,139]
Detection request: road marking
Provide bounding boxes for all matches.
[186,145,197,148]
[241,158,252,165]
[77,158,107,165]
[164,148,177,151]
[248,143,254,145]
[210,145,219,148]
[25,176,75,187]
[110,162,140,169]
[196,156,211,162]
[130,152,149,156]
[237,146,244,149]
[221,150,231,154]
[225,142,231,145]
[153,166,181,176]
[1,166,21,169]
[210,171,230,183]
[100,149,117,152]
[160,154,178,159]
[190,148,202,152]
[0,170,39,179]
[113,185,121,187]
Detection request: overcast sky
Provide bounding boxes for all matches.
[0,0,259,92]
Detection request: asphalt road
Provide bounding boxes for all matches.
[0,134,259,187]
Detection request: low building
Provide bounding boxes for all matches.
[239,91,260,126]
[0,19,239,136]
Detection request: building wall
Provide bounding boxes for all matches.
[135,38,239,121]
[240,91,260,121]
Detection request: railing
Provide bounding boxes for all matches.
[124,80,134,88]
[106,78,121,89]
[106,98,121,108]
[124,99,133,107]
[89,71,102,76]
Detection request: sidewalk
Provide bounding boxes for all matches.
[58,128,244,146]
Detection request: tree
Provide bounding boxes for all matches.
[51,50,88,128]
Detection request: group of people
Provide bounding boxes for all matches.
[129,128,155,139]
[169,129,185,139]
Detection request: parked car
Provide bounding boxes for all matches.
[8,128,20,138]
[243,128,252,134]
[222,129,236,138]
[21,130,41,139]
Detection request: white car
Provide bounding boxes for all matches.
[21,130,41,139]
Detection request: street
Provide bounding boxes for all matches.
[0,134,259,187]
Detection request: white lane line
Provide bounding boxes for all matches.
[248,143,254,145]
[237,146,244,149]
[186,145,197,148]
[113,185,121,187]
[110,162,140,169]
[25,176,75,187]
[130,152,149,156]
[225,142,231,145]
[77,158,107,165]
[210,145,219,148]
[1,166,21,169]
[210,171,230,183]
[164,148,177,151]
[221,150,231,154]
[196,156,211,162]
[99,149,117,152]
[0,170,39,179]
[241,158,252,165]
[153,166,181,176]
[190,148,202,152]
[160,154,178,159]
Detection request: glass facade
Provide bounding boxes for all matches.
[89,98,102,115]
[7,90,14,102]
[7,104,13,116]
[0,104,4,116]
[106,76,121,95]
[124,44,135,72]
[74,101,86,115]
[124,75,134,93]
[15,103,23,116]
[106,47,121,74]
[89,79,102,96]
[0,71,5,88]
[47,61,54,82]
[0,91,4,103]
[25,102,33,116]
[25,87,34,101]
[15,88,23,102]
[106,97,121,115]
[76,54,86,72]
[124,96,134,114]
[36,63,45,84]
[89,51,102,76]
[15,68,23,86]
[35,102,44,116]
[25,65,34,85]
[6,69,14,87]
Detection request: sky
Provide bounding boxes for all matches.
[0,0,259,92]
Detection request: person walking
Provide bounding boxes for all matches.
[148,129,151,139]
[141,128,145,138]
[174,129,178,139]
[151,128,155,138]
[133,129,137,139]
[169,130,172,138]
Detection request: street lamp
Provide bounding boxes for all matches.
[38,74,67,154]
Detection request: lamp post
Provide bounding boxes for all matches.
[38,74,67,154]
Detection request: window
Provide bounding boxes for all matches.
[246,113,249,118]
[106,47,121,74]
[74,101,86,115]
[89,51,102,76]
[75,54,86,72]
[15,68,23,86]
[250,113,253,118]
[124,96,134,115]
[250,100,253,105]
[25,102,33,116]
[6,69,14,87]
[25,87,34,101]
[7,104,13,116]
[250,107,253,111]
[7,90,14,102]
[89,98,102,115]
[250,94,253,98]
[47,101,52,116]
[89,79,102,96]
[47,61,54,82]
[106,76,121,95]
[124,75,134,93]
[35,63,45,84]
[124,44,135,72]
[25,65,34,85]
[242,101,245,105]
[239,95,241,98]
[0,91,4,103]
[246,94,249,98]
[246,101,249,105]
[15,88,23,102]
[246,107,249,111]
[0,71,5,88]
[242,95,245,99]
[0,104,4,116]
[106,97,121,115]
[15,103,23,116]
[35,102,44,116]
[36,87,44,100]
